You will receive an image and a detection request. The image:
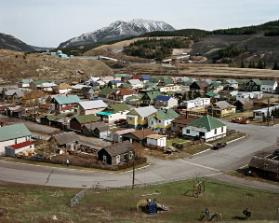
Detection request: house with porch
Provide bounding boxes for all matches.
[52,95,80,114]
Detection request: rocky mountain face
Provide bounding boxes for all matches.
[0,33,35,52]
[58,19,175,48]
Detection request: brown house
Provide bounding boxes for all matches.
[234,99,254,112]
[171,115,198,136]
[97,141,134,165]
[122,129,155,145]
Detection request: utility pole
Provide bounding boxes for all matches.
[267,97,270,126]
[132,150,135,190]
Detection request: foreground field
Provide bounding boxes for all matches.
[0,179,278,223]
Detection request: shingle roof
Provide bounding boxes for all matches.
[79,100,107,110]
[53,95,80,105]
[188,115,225,131]
[101,141,133,156]
[52,132,79,145]
[0,124,31,141]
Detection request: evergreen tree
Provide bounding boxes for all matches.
[273,61,279,70]
[240,60,245,68]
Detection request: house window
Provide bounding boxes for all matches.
[102,155,107,163]
[221,127,224,132]
[186,129,190,134]
[214,129,217,134]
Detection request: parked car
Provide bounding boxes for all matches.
[232,117,250,124]
[212,142,227,150]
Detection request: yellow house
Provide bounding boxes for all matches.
[127,106,157,128]
[209,101,236,117]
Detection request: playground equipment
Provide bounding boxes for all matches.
[184,178,205,198]
[199,208,222,222]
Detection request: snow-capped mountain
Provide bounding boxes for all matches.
[58,19,175,48]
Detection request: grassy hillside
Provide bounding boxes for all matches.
[0,179,278,222]
[0,50,113,81]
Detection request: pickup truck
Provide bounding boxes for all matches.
[231,117,250,124]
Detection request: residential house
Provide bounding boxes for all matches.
[148,109,179,133]
[127,106,157,128]
[224,79,238,90]
[49,132,79,153]
[128,79,144,89]
[6,105,25,118]
[146,134,167,149]
[69,114,100,132]
[171,114,198,136]
[141,90,160,106]
[260,80,278,93]
[2,88,24,103]
[97,103,130,124]
[208,81,223,94]
[0,123,32,155]
[78,100,108,115]
[189,81,209,94]
[154,95,178,109]
[122,129,156,145]
[253,105,279,121]
[18,79,33,88]
[234,99,254,112]
[208,101,236,117]
[160,84,182,93]
[5,140,35,157]
[112,128,135,143]
[110,88,134,102]
[240,79,261,92]
[97,141,134,165]
[98,86,115,98]
[81,122,110,139]
[52,95,80,114]
[54,83,72,94]
[181,98,211,110]
[30,80,57,92]
[236,91,263,101]
[182,115,227,141]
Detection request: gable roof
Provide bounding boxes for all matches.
[107,103,130,113]
[79,100,108,110]
[146,91,160,100]
[151,109,179,121]
[52,132,79,145]
[128,106,157,118]
[0,124,31,141]
[53,95,80,105]
[261,80,277,86]
[123,129,155,140]
[188,115,226,131]
[100,141,133,156]
[215,101,235,110]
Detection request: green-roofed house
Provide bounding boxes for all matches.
[148,109,179,132]
[182,115,227,141]
[69,114,100,132]
[141,90,160,106]
[52,95,80,114]
[0,123,33,155]
[96,103,130,124]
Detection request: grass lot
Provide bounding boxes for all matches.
[210,131,246,145]
[0,179,278,223]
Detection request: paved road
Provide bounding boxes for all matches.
[0,121,279,190]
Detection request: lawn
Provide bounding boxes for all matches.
[0,179,278,223]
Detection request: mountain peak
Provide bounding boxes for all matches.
[58,19,175,48]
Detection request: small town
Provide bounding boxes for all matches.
[0,1,279,223]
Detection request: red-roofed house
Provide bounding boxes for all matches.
[5,141,34,157]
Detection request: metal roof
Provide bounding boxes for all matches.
[53,95,80,105]
[129,106,157,118]
[0,123,31,142]
[188,115,226,131]
[79,100,107,110]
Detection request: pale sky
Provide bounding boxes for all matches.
[0,0,278,47]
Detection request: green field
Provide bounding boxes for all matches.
[0,179,278,223]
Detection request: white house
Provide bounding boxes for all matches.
[253,104,279,121]
[146,134,167,148]
[236,91,263,101]
[148,109,179,131]
[154,95,178,109]
[79,100,108,115]
[128,79,144,89]
[182,98,211,110]
[0,123,32,155]
[97,104,130,124]
[182,115,227,142]
[260,80,278,93]
[160,84,182,93]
